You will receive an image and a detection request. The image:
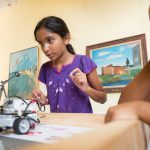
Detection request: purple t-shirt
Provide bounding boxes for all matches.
[38,54,97,113]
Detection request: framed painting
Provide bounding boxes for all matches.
[86,34,148,93]
[8,46,39,98]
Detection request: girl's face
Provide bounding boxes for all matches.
[35,27,70,61]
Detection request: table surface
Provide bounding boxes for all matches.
[38,113,105,127]
[0,113,105,150]
[0,113,149,150]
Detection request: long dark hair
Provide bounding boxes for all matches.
[34,16,75,55]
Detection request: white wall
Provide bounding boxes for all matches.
[0,0,150,113]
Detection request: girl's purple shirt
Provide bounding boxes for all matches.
[38,54,97,113]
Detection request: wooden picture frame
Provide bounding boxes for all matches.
[86,34,148,93]
[8,46,39,98]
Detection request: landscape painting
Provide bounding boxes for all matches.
[8,46,39,98]
[86,34,147,92]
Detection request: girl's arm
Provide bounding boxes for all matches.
[86,69,106,103]
[70,68,106,103]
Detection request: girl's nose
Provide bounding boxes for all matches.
[43,43,50,53]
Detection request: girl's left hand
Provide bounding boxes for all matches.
[70,68,89,92]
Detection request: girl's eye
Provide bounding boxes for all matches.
[47,38,53,44]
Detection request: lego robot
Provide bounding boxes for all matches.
[0,72,41,134]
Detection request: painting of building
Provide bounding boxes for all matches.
[132,44,141,67]
[102,65,127,76]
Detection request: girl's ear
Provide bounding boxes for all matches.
[64,33,71,45]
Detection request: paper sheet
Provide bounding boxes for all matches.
[0,124,92,144]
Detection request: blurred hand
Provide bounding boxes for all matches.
[105,102,140,123]
[70,68,89,92]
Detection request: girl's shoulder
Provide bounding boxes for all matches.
[75,54,97,74]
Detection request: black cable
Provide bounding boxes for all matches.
[25,115,40,123]
[11,96,28,104]
[19,101,32,118]
[36,100,45,112]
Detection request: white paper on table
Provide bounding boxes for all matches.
[0,124,93,144]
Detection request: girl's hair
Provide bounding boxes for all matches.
[34,16,75,54]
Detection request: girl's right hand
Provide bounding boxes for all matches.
[31,89,48,105]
